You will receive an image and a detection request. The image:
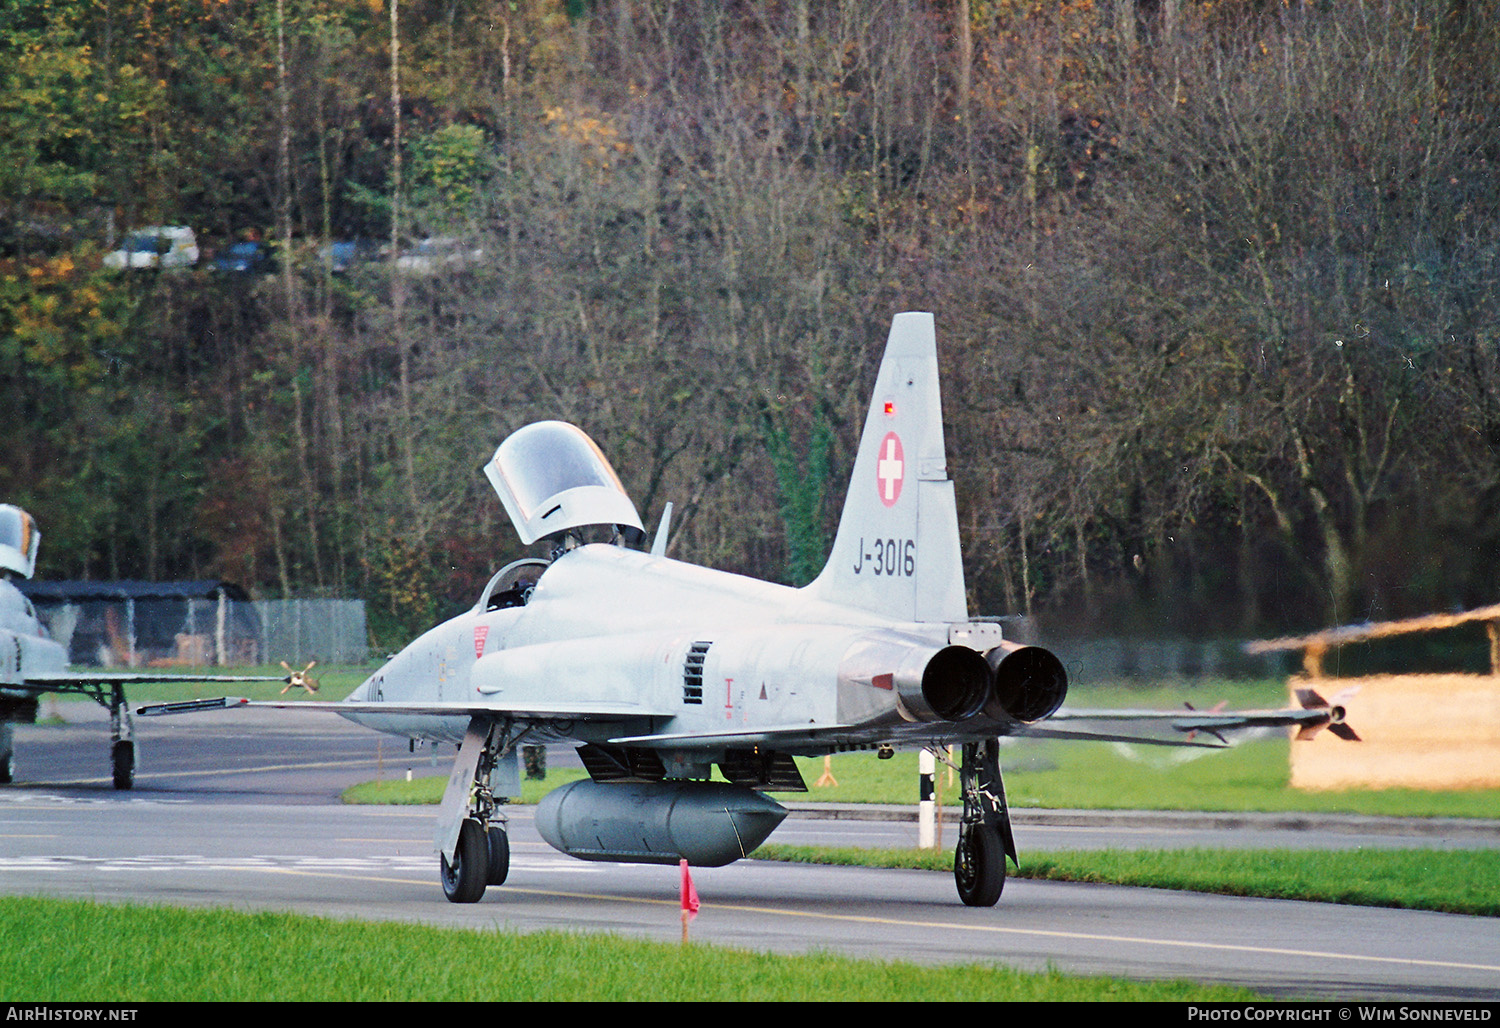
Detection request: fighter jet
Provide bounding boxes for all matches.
[0,504,281,789]
[140,313,1356,906]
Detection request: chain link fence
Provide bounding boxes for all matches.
[250,599,368,666]
[25,584,367,668]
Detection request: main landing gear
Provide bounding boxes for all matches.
[954,738,1017,907]
[0,684,137,790]
[0,723,14,784]
[440,813,511,903]
[437,717,519,903]
[109,684,136,790]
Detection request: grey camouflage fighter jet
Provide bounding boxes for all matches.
[142,313,1356,906]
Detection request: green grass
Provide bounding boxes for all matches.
[754,845,1500,917]
[347,737,1500,820]
[342,767,590,806]
[0,896,1262,1002]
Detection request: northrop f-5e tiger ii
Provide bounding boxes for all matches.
[144,312,1356,906]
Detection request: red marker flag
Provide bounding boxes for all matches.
[680,859,700,925]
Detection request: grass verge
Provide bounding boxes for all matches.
[0,896,1261,1002]
[342,768,588,806]
[343,738,1500,820]
[754,845,1500,917]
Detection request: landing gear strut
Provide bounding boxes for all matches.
[436,717,518,903]
[954,738,1017,907]
[109,684,135,790]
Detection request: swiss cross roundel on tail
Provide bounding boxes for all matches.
[876,432,905,507]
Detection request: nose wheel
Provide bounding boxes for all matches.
[439,816,512,903]
[437,716,522,903]
[441,819,489,903]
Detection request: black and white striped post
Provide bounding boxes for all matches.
[919,747,936,848]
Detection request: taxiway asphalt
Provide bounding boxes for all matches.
[2,707,1497,1001]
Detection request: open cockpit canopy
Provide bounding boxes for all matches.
[484,422,645,547]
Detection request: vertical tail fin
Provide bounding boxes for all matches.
[801,313,968,623]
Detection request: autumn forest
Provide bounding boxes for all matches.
[2,0,1498,646]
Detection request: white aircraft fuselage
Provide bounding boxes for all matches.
[341,543,967,752]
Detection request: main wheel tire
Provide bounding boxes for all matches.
[441,818,488,903]
[486,825,510,886]
[954,823,1005,907]
[111,740,135,791]
[0,724,13,784]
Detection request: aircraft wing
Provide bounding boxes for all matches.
[136,696,673,722]
[607,718,1233,751]
[605,689,1356,751]
[10,671,285,704]
[135,691,1356,748]
[20,672,285,688]
[1041,689,1360,743]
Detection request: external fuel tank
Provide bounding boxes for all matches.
[534,779,788,867]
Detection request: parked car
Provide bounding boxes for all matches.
[395,236,483,275]
[317,238,376,274]
[103,226,199,270]
[212,239,274,273]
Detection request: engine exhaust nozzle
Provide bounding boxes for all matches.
[984,642,1068,723]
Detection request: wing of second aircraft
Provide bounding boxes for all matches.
[136,695,674,721]
[21,671,285,689]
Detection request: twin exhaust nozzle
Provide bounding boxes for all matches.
[895,640,1068,726]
